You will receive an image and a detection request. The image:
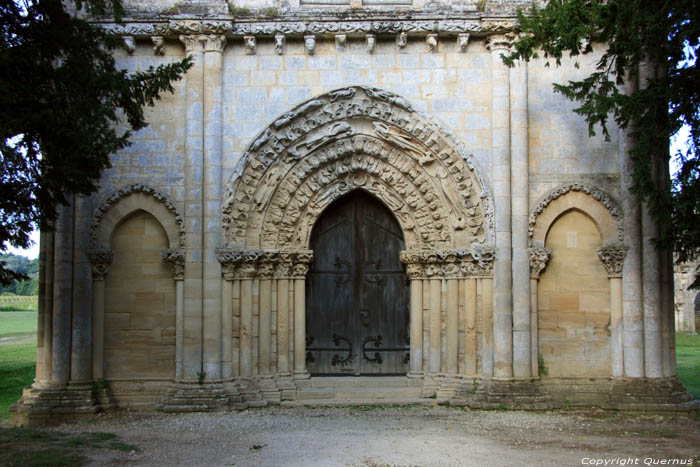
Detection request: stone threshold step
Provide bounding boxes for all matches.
[281,397,437,407]
[296,376,423,389]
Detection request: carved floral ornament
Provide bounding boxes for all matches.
[399,247,495,279]
[86,248,114,280]
[161,249,185,280]
[215,249,314,280]
[528,247,551,280]
[222,86,493,252]
[89,183,186,250]
[596,244,629,278]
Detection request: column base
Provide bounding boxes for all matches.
[159,382,241,412]
[9,381,106,427]
[293,370,310,380]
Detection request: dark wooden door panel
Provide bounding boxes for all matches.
[306,190,409,375]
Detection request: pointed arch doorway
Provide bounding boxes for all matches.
[306,190,410,375]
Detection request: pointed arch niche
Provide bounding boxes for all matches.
[528,184,628,379]
[88,184,186,383]
[217,87,496,390]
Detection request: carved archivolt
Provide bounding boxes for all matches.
[528,183,624,246]
[223,86,492,251]
[400,247,495,279]
[89,183,186,249]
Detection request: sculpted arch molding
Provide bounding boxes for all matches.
[222,86,493,251]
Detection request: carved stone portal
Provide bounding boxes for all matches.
[222,86,493,252]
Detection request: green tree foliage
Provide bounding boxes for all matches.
[503,0,700,287]
[0,253,38,295]
[0,0,191,285]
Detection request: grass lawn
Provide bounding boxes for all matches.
[676,333,700,399]
[0,311,37,419]
[0,311,38,338]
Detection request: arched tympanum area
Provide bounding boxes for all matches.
[89,184,186,383]
[217,87,496,388]
[538,209,611,377]
[306,190,409,375]
[104,210,176,379]
[528,184,628,378]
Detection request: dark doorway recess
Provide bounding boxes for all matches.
[306,190,410,375]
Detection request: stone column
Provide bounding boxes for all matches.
[426,264,442,374]
[446,265,459,375]
[36,229,55,383]
[400,251,425,378]
[87,249,113,380]
[618,71,645,378]
[463,278,477,376]
[639,61,663,379]
[275,254,293,375]
[510,55,531,378]
[257,254,276,376]
[202,35,226,381]
[598,245,628,378]
[179,34,205,381]
[238,253,258,378]
[480,277,494,378]
[163,250,186,380]
[71,196,93,384]
[219,262,235,380]
[52,200,74,384]
[528,248,551,378]
[488,34,513,379]
[292,251,313,379]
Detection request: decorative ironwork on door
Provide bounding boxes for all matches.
[306,190,410,375]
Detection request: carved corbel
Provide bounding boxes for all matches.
[396,32,407,51]
[426,34,438,53]
[366,34,376,54]
[597,244,629,278]
[335,34,346,51]
[274,34,285,55]
[87,248,114,280]
[244,36,256,55]
[304,35,316,55]
[162,249,185,281]
[458,33,470,52]
[151,36,165,55]
[123,36,136,54]
[528,247,551,280]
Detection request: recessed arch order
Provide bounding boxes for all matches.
[222,86,493,251]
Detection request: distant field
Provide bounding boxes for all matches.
[0,295,38,312]
[676,333,700,399]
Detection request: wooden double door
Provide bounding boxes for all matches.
[306,190,410,375]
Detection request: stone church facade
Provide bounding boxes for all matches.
[11,0,694,424]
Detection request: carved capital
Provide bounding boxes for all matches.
[400,247,495,278]
[162,249,185,280]
[179,34,205,53]
[486,34,513,53]
[87,248,113,280]
[528,247,551,280]
[204,35,227,53]
[291,250,314,278]
[597,244,629,278]
[405,263,425,280]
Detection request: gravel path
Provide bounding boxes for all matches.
[47,406,699,466]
